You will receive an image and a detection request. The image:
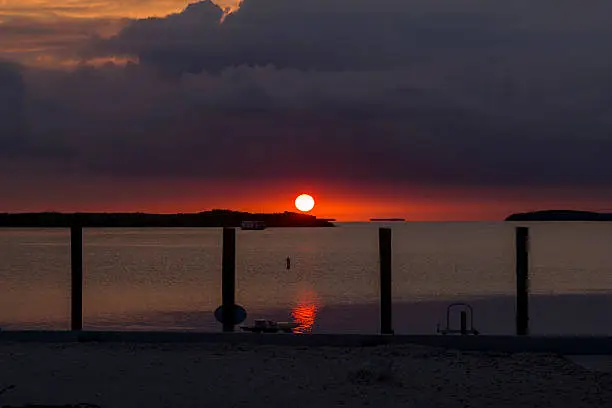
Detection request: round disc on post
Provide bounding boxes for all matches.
[214,304,247,325]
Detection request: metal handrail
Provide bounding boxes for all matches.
[437,302,479,335]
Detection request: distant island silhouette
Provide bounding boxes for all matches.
[506,210,612,221]
[0,210,335,228]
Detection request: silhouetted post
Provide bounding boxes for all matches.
[70,225,83,331]
[222,228,236,332]
[379,228,393,335]
[516,227,529,335]
[460,311,467,335]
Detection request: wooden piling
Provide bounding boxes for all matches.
[379,228,393,335]
[222,227,236,332]
[70,225,83,331]
[516,227,529,335]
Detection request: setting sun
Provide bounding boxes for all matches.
[295,194,315,212]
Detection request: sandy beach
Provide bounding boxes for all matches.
[0,342,611,407]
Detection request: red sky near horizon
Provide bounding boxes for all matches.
[1,173,610,221]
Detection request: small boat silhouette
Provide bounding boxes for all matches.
[240,220,266,230]
[241,319,299,333]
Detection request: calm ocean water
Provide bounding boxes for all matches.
[1,222,612,335]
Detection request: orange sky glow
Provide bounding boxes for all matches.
[0,0,240,67]
[0,0,236,19]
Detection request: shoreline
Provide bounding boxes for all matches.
[5,294,612,337]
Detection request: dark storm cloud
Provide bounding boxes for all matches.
[97,0,612,73]
[96,0,528,73]
[8,0,612,188]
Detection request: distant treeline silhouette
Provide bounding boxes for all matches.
[506,210,612,221]
[0,210,335,228]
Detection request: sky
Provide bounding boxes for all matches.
[1,0,612,220]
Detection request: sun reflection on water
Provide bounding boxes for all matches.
[291,289,319,334]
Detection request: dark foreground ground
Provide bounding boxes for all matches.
[0,342,611,408]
